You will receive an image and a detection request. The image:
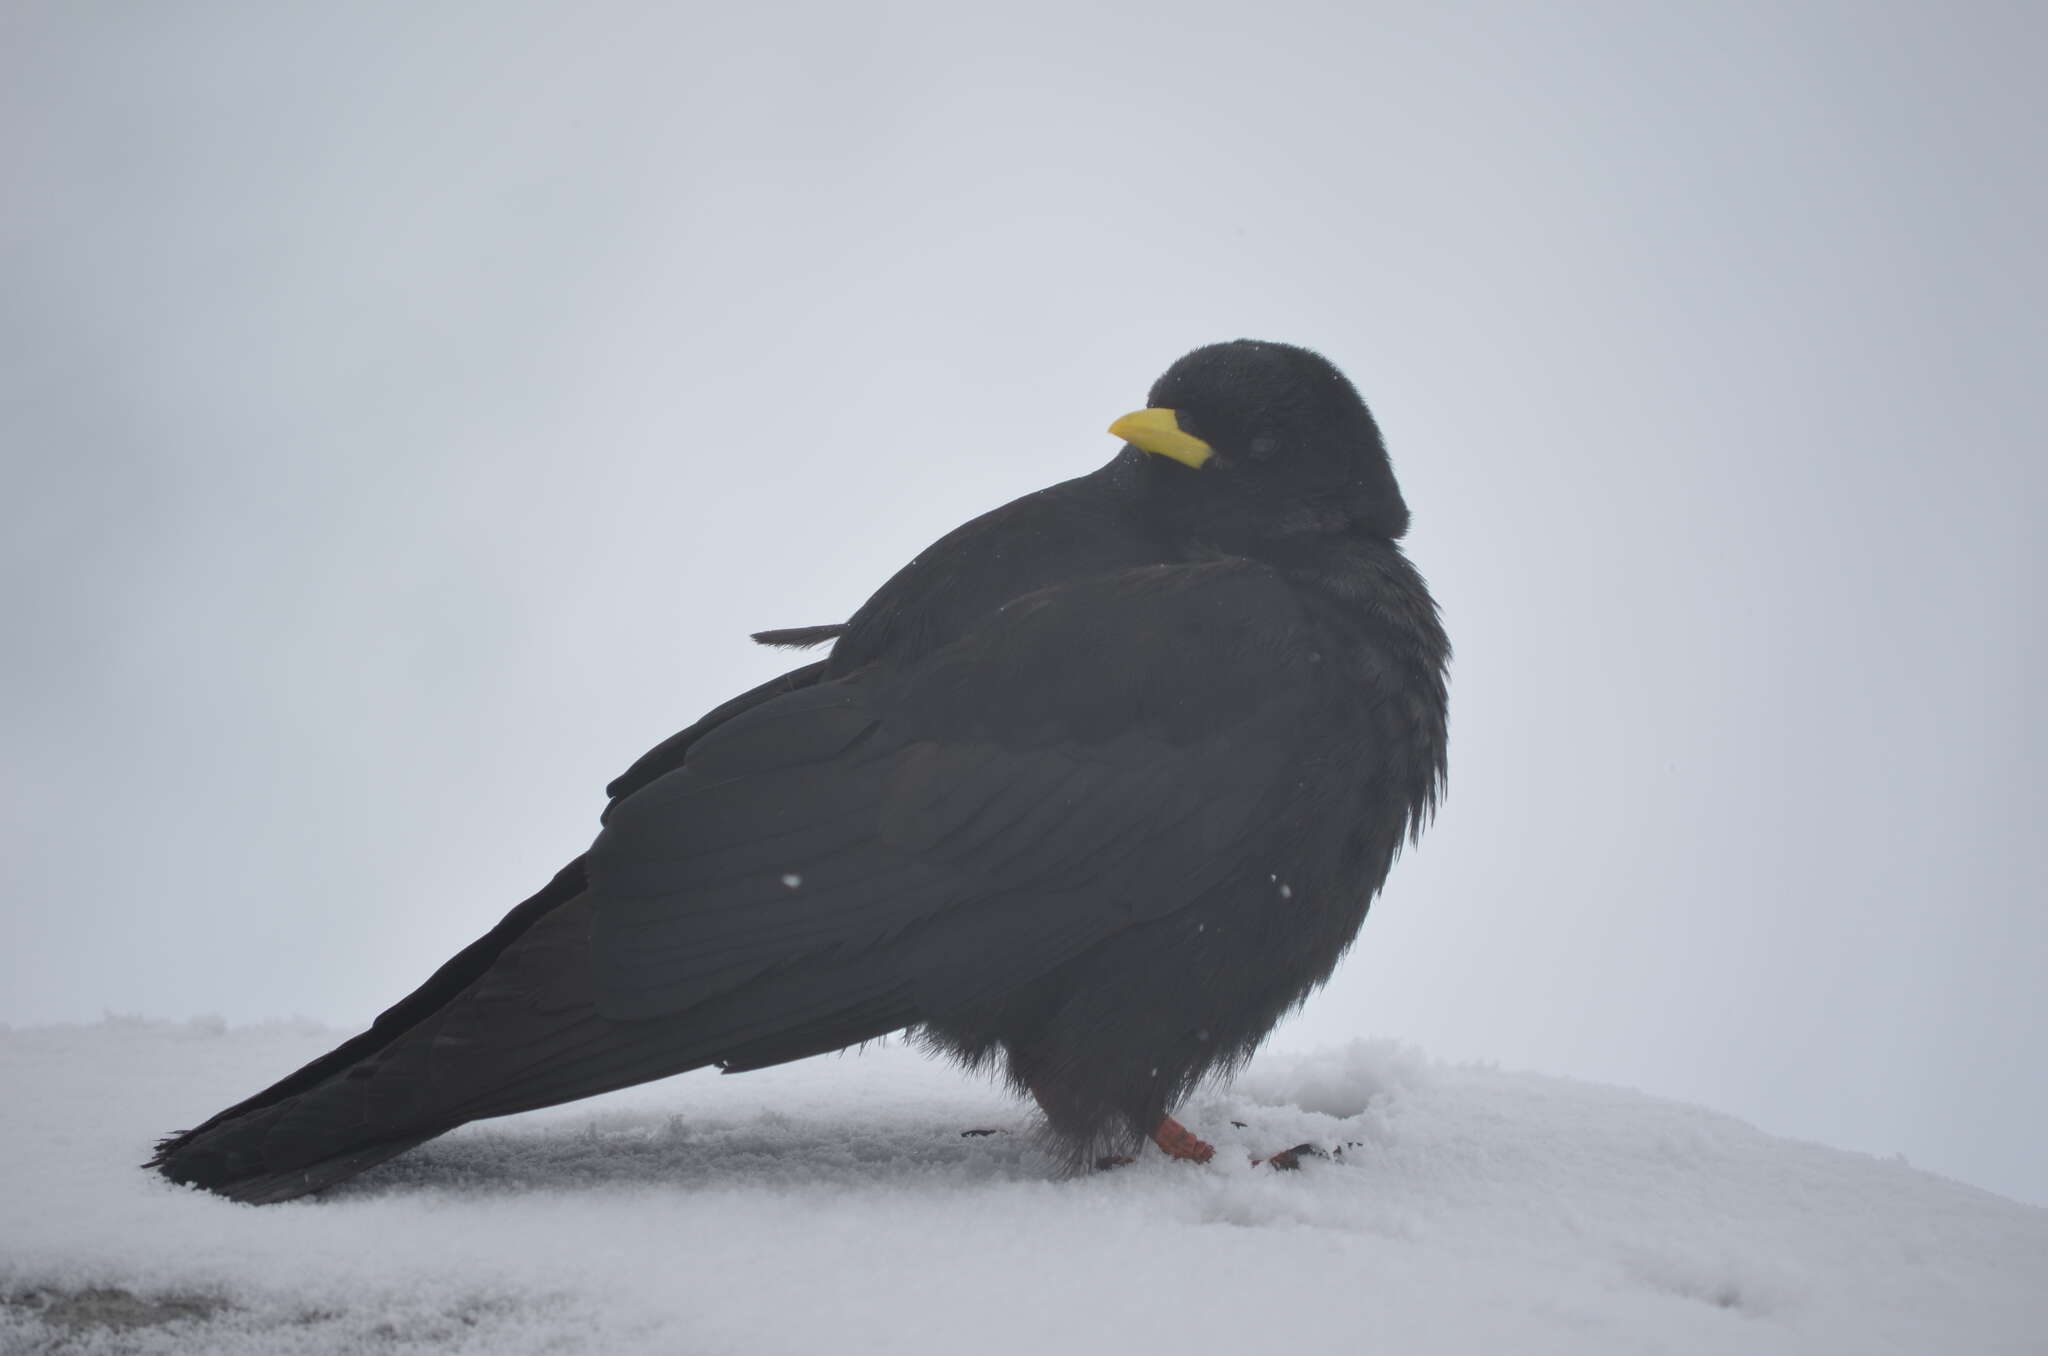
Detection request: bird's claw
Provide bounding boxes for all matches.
[1254,1142,1325,1170]
[1149,1115,1217,1163]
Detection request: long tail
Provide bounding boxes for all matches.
[147,857,916,1203]
[145,859,594,1202]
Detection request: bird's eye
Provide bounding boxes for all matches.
[1248,436,1279,461]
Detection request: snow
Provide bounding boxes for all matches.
[2,1019,2041,1354]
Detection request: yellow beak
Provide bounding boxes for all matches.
[1108,407,1213,470]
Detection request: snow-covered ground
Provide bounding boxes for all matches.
[2,1019,2040,1354]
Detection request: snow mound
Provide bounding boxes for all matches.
[1,1019,2040,1354]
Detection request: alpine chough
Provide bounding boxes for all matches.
[149,339,1450,1201]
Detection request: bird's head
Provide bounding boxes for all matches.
[1109,340,1410,541]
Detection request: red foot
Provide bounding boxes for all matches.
[1150,1116,1216,1163]
[1024,1080,1224,1169]
[1251,1143,1323,1170]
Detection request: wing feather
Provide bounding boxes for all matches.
[588,560,1317,1024]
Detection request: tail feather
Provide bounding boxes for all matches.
[149,857,590,1175]
[155,1124,445,1206]
[148,860,588,1199]
[151,661,863,1202]
[148,863,914,1202]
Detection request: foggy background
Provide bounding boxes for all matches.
[5,2,2042,1206]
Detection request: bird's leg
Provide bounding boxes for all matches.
[1027,1079,1123,1167]
[1026,1079,1218,1168]
[1149,1115,1216,1164]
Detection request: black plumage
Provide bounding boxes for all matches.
[149,339,1449,1201]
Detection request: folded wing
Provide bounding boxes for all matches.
[589,559,1319,1026]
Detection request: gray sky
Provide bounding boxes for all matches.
[5,1,2043,1205]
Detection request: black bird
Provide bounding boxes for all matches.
[150,340,1449,1202]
